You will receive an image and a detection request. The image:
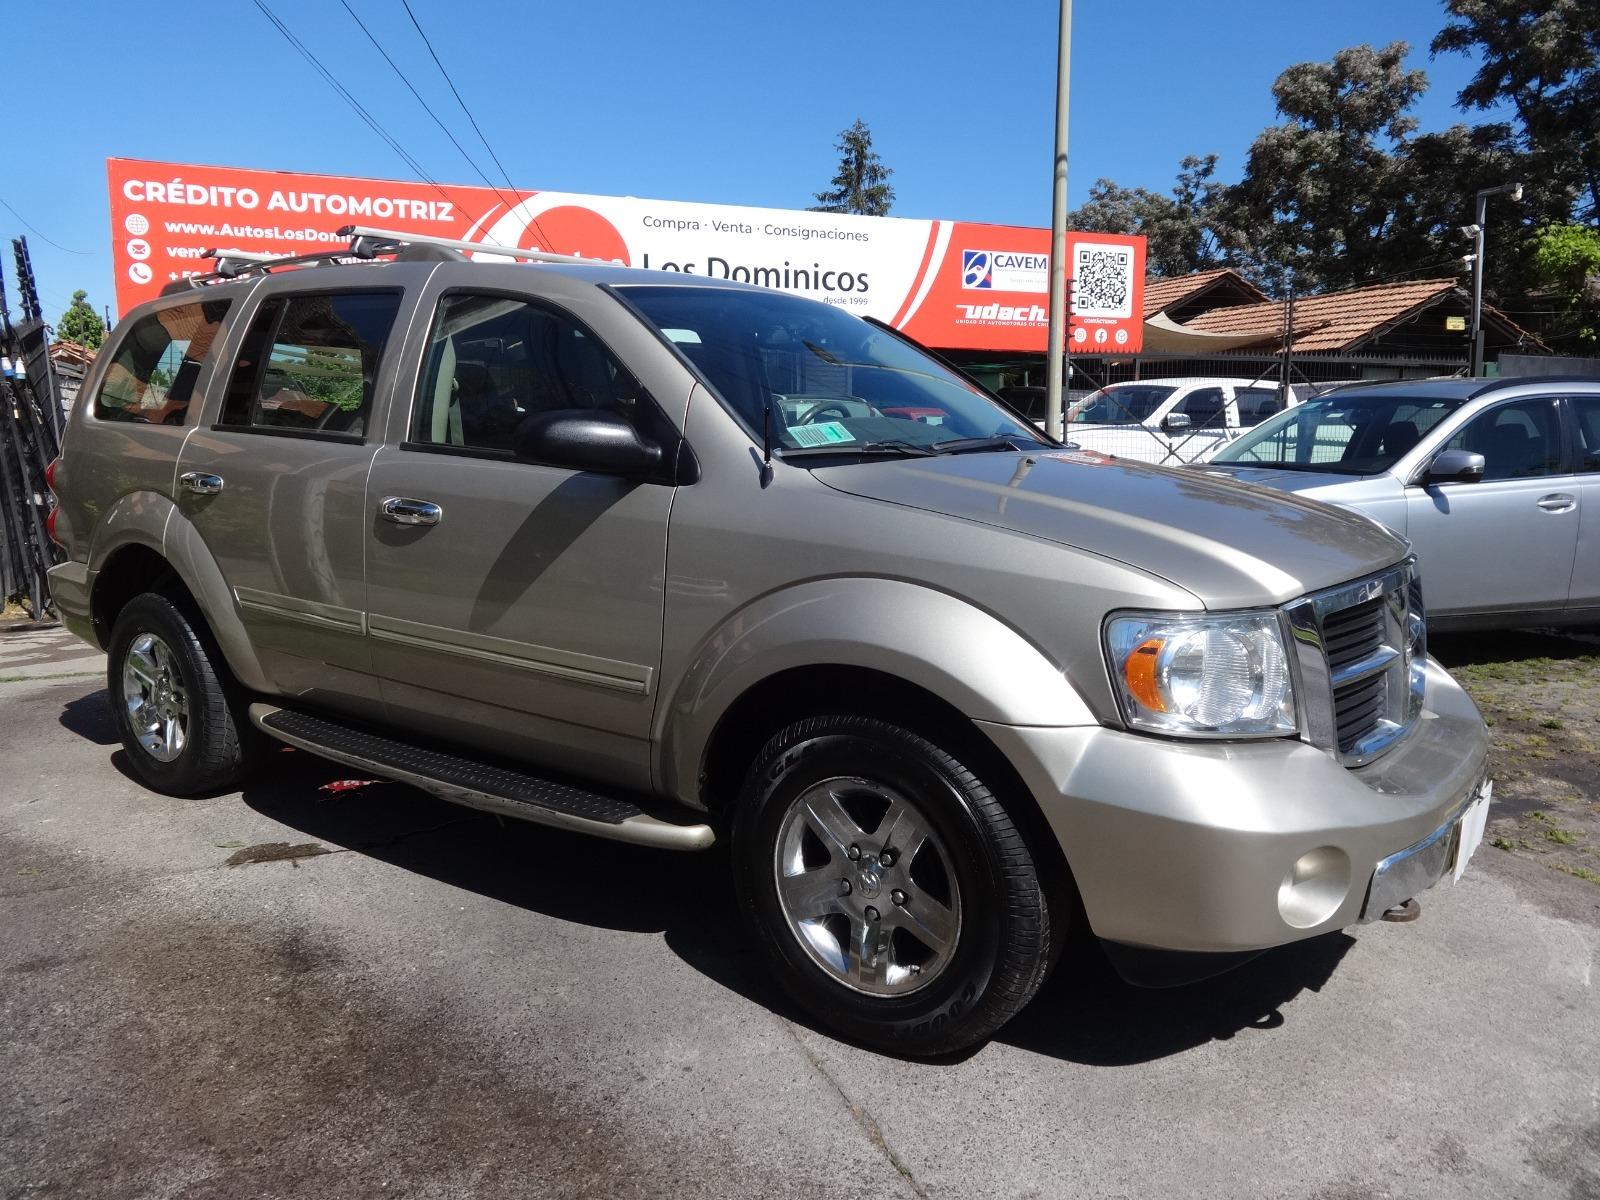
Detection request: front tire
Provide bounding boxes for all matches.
[107,592,257,796]
[731,715,1055,1056]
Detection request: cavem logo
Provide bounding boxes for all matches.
[959,248,1048,294]
[961,250,993,289]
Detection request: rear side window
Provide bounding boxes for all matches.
[410,292,649,453]
[1572,396,1600,473]
[1236,387,1281,426]
[220,291,402,437]
[94,300,231,425]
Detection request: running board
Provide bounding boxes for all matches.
[248,703,715,851]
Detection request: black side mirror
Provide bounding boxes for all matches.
[1162,412,1192,431]
[515,409,664,480]
[1424,448,1486,484]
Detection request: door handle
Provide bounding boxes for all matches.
[1536,493,1576,513]
[178,471,224,496]
[379,497,442,527]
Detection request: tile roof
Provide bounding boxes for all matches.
[1141,268,1267,319]
[1181,278,1537,352]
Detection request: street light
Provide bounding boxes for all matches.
[1468,181,1522,376]
[1044,0,1072,441]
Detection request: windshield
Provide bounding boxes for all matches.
[1212,393,1465,474]
[616,286,1047,455]
[1073,384,1175,425]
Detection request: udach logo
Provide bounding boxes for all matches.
[961,250,992,289]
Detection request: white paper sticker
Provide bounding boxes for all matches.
[788,420,855,448]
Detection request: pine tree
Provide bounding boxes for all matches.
[56,290,106,351]
[811,120,895,217]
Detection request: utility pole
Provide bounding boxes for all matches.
[1044,0,1072,441]
[1467,180,1521,377]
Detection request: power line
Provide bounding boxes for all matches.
[399,0,519,197]
[336,0,519,215]
[248,0,480,222]
[0,200,91,255]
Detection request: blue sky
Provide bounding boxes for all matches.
[9,0,1499,323]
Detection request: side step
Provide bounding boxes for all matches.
[248,703,716,851]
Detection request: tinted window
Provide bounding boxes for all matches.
[1074,384,1174,425]
[94,300,231,425]
[1440,398,1563,481]
[220,291,401,436]
[1236,387,1282,426]
[1173,387,1226,429]
[412,293,649,452]
[1214,394,1464,475]
[1570,396,1600,473]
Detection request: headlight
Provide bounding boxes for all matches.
[1105,610,1297,737]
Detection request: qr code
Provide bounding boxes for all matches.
[1073,243,1133,319]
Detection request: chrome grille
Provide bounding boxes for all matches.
[1285,560,1426,767]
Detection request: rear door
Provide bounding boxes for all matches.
[1566,392,1600,615]
[1403,396,1579,620]
[361,278,683,791]
[174,276,417,716]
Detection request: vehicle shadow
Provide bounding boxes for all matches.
[229,746,1355,1067]
[60,689,121,746]
[1431,626,1599,668]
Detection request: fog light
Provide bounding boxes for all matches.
[1277,846,1351,929]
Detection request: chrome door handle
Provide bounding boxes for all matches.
[179,471,224,496]
[379,497,442,526]
[1536,493,1576,513]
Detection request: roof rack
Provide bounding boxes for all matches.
[160,225,602,296]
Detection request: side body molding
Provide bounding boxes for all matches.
[87,490,272,694]
[656,576,1098,807]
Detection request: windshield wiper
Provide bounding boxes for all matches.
[927,435,1034,455]
[777,439,938,459]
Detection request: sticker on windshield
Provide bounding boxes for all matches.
[789,421,855,448]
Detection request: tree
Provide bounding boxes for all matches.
[1221,42,1429,291]
[55,289,106,350]
[1530,223,1600,345]
[1069,155,1227,276]
[811,119,895,216]
[1433,0,1600,223]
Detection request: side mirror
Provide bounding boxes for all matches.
[1162,412,1192,431]
[515,409,663,480]
[1424,448,1486,484]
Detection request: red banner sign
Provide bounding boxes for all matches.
[107,158,1144,354]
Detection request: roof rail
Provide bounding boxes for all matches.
[157,224,605,297]
[336,225,599,265]
[1468,374,1600,397]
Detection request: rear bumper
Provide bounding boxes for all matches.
[980,658,1489,955]
[46,560,99,648]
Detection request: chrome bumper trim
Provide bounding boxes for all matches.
[1361,778,1489,921]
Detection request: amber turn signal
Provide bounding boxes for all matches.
[1123,637,1166,713]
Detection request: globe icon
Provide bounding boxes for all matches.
[124,214,149,236]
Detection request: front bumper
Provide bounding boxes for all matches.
[980,658,1489,955]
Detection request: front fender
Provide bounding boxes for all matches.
[87,490,271,694]
[656,577,1097,806]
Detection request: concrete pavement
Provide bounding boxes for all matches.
[2,629,1596,1198]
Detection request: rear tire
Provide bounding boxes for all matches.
[107,592,258,796]
[731,715,1055,1057]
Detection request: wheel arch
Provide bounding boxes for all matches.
[88,496,270,692]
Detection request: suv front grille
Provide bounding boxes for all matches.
[1286,561,1426,767]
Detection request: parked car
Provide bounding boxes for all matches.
[1204,377,1600,631]
[48,232,1490,1056]
[1063,377,1289,465]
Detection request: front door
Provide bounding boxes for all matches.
[1404,396,1580,620]
[174,285,408,716]
[1566,393,1600,614]
[362,288,677,791]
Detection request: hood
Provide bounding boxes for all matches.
[811,450,1408,609]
